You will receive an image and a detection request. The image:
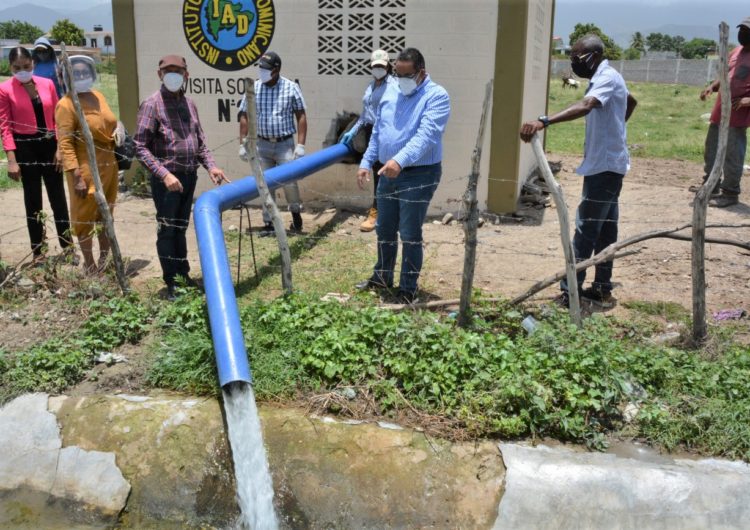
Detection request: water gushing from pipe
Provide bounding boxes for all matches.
[223,382,278,530]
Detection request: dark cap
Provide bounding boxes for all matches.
[159,54,187,69]
[738,17,750,30]
[258,51,281,70]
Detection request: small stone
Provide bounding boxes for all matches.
[477,217,485,227]
[450,220,458,226]
[622,402,640,423]
[432,220,441,225]
[226,225,239,232]
[442,212,454,225]
[16,277,36,291]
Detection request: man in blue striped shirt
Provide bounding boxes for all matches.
[238,51,307,235]
[355,48,451,303]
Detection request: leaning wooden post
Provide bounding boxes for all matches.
[60,44,128,294]
[530,134,581,326]
[458,81,493,327]
[241,78,293,294]
[691,22,730,343]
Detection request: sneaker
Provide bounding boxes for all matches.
[708,194,739,208]
[165,284,178,302]
[553,291,570,308]
[259,222,275,237]
[360,208,377,232]
[580,287,615,308]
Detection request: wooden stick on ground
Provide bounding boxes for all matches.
[691,22,730,343]
[60,45,129,294]
[458,80,493,327]
[242,78,293,295]
[530,134,581,326]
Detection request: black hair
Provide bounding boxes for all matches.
[397,47,426,71]
[8,47,32,64]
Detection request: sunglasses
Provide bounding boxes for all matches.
[571,52,596,64]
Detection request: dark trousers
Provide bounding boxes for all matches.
[561,171,624,294]
[15,134,71,255]
[150,172,197,286]
[371,163,441,295]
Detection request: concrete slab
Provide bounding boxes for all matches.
[494,443,750,529]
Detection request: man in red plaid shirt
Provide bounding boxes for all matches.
[134,54,229,300]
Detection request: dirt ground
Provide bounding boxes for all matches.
[1,153,749,341]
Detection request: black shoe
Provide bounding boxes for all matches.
[355,278,391,291]
[396,290,417,304]
[165,284,177,302]
[580,287,615,308]
[259,222,275,237]
[291,212,303,232]
[709,194,739,208]
[553,291,570,308]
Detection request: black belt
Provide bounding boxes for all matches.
[258,134,293,143]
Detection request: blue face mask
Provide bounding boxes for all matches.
[398,74,418,95]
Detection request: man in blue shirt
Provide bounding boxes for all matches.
[520,35,637,308]
[238,51,307,236]
[355,47,451,304]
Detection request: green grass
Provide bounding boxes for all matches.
[146,291,750,460]
[546,81,714,163]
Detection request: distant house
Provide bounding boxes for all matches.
[552,36,570,56]
[84,25,115,55]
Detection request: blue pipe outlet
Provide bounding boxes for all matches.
[194,143,353,387]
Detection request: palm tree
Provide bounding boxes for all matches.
[630,32,645,54]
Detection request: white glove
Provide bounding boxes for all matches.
[294,143,305,159]
[112,122,125,147]
[239,144,249,162]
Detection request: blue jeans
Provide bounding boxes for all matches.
[150,171,197,286]
[257,137,302,223]
[561,171,624,294]
[370,163,441,294]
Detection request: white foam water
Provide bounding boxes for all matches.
[222,382,279,530]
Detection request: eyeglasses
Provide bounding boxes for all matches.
[72,70,91,80]
[395,71,418,79]
[571,52,595,64]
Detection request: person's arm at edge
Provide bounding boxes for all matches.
[625,93,637,122]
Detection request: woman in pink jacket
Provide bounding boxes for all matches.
[0,47,72,262]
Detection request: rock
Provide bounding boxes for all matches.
[15,277,36,291]
[0,394,130,525]
[320,292,351,303]
[450,220,458,226]
[226,225,239,232]
[477,217,485,227]
[495,443,750,529]
[622,402,640,423]
[649,331,681,345]
[441,212,454,225]
[432,220,441,225]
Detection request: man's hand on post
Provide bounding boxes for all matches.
[357,168,371,190]
[163,173,184,193]
[519,120,544,143]
[377,159,402,179]
[209,167,230,185]
[732,97,750,110]
[294,144,305,159]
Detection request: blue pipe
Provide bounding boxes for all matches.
[194,143,353,387]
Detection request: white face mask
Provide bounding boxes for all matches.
[398,76,418,96]
[74,77,94,93]
[259,68,273,84]
[13,70,33,84]
[371,67,387,80]
[163,72,185,92]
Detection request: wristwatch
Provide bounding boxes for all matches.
[538,115,551,128]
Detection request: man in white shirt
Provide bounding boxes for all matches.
[520,35,637,308]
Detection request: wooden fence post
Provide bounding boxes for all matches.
[241,79,293,294]
[458,81,493,327]
[60,45,129,294]
[530,134,582,327]
[691,23,730,343]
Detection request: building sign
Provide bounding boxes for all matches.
[182,0,275,71]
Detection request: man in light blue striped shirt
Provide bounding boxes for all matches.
[238,51,307,235]
[355,48,451,303]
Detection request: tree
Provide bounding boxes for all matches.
[680,38,717,59]
[624,47,642,60]
[0,20,44,43]
[630,32,645,54]
[569,23,622,60]
[646,32,666,51]
[50,19,85,47]
[672,35,686,54]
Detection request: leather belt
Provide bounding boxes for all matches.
[258,134,293,143]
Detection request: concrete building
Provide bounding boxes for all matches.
[84,25,116,55]
[113,0,554,214]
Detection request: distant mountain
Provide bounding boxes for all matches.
[0,2,112,35]
[555,0,747,47]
